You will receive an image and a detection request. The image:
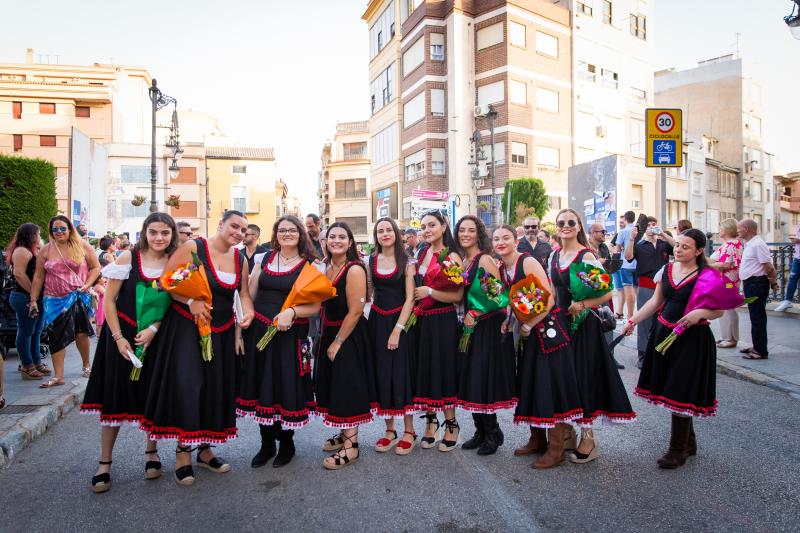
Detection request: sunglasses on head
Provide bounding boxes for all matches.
[556,219,578,228]
[524,224,538,229]
[51,226,69,234]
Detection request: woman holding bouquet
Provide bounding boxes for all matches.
[413,210,464,452]
[622,229,722,469]
[315,222,374,470]
[81,213,177,493]
[142,210,254,486]
[551,208,635,464]
[495,225,583,469]
[456,216,516,456]
[367,218,418,455]
[237,215,320,469]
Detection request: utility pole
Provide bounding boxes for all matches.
[486,104,498,227]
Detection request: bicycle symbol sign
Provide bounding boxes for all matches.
[645,108,682,167]
[655,112,675,133]
[653,140,676,164]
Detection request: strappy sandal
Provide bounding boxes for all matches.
[322,433,344,452]
[82,367,92,378]
[439,417,460,452]
[175,445,196,486]
[375,429,399,452]
[20,366,44,380]
[35,363,52,376]
[39,378,64,388]
[91,460,112,493]
[743,351,768,360]
[323,434,359,470]
[395,431,417,456]
[420,414,441,449]
[0,398,5,410]
[145,447,162,480]
[196,444,230,473]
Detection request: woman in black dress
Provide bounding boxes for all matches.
[413,210,464,452]
[368,218,418,455]
[623,229,721,469]
[81,213,177,492]
[494,225,584,468]
[141,210,254,485]
[237,215,319,469]
[551,208,635,464]
[314,222,374,470]
[456,216,516,456]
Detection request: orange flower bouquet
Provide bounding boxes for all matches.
[159,252,214,361]
[256,263,337,351]
[508,274,551,323]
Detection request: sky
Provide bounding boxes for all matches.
[2,0,798,213]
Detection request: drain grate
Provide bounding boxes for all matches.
[0,405,41,415]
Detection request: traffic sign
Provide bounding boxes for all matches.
[645,108,682,167]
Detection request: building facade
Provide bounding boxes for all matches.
[775,172,800,241]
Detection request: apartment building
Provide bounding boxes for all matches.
[363,0,573,227]
[319,121,372,243]
[656,55,776,239]
[775,172,800,241]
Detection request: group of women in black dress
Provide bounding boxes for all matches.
[80,206,721,491]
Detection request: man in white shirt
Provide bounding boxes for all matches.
[737,219,779,359]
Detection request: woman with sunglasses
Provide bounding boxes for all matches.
[550,209,635,464]
[29,216,102,387]
[237,215,319,469]
[456,216,516,456]
[412,210,464,452]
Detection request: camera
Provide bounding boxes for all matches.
[651,226,663,235]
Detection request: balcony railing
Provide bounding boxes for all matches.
[334,190,368,200]
[219,200,260,214]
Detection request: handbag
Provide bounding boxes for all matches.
[606,252,623,275]
[591,306,617,333]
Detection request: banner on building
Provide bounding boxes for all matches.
[567,155,618,235]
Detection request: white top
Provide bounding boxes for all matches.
[101,263,163,280]
[216,269,236,285]
[740,236,772,281]
[376,267,395,275]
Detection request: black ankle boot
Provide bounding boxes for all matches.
[477,416,503,456]
[462,414,485,450]
[251,424,277,468]
[273,427,296,468]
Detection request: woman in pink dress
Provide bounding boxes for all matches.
[709,218,743,349]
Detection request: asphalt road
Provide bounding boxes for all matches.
[1,345,798,533]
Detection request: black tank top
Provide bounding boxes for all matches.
[322,261,366,326]
[11,253,37,295]
[500,252,531,289]
[659,264,700,324]
[254,251,308,322]
[550,248,591,310]
[369,254,406,312]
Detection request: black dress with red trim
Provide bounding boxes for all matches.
[81,250,161,426]
[411,245,460,412]
[551,249,636,427]
[236,252,315,428]
[456,253,517,414]
[367,254,417,418]
[501,253,584,427]
[314,261,376,429]
[140,238,240,444]
[635,265,717,417]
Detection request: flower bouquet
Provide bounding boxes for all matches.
[458,268,509,352]
[404,247,465,331]
[129,281,172,380]
[256,262,337,350]
[655,267,756,354]
[507,273,551,350]
[158,252,214,361]
[568,262,614,331]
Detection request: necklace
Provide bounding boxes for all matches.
[328,260,346,281]
[277,251,299,272]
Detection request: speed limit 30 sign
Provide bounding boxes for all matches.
[645,108,682,167]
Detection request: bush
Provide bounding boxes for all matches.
[0,155,58,247]
[502,178,549,224]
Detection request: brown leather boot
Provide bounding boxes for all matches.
[514,427,547,456]
[533,424,565,469]
[657,414,691,469]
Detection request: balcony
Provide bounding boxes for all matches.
[334,190,368,200]
[219,200,261,214]
[780,195,800,213]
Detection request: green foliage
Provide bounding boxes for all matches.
[0,155,58,247]
[502,178,548,224]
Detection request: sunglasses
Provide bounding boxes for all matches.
[51,226,69,234]
[179,231,192,236]
[524,224,538,230]
[556,220,578,228]
[593,229,607,234]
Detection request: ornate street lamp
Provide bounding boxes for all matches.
[468,104,499,226]
[148,79,179,213]
[786,0,800,39]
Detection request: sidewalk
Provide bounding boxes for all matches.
[0,341,92,466]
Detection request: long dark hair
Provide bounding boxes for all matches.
[455,215,491,256]
[5,223,40,258]
[372,217,407,275]
[269,215,316,262]
[325,222,359,263]
[136,212,178,255]
[681,228,708,271]
[420,209,458,256]
[555,208,590,250]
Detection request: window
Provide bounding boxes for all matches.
[343,142,368,160]
[536,146,559,169]
[630,87,646,100]
[335,179,367,199]
[431,89,445,117]
[767,188,771,203]
[577,1,593,16]
[477,81,504,106]
[751,116,762,137]
[335,216,368,235]
[510,21,526,47]
[511,142,527,165]
[743,180,750,198]
[39,103,55,114]
[600,69,618,89]
[232,164,247,174]
[232,185,248,212]
[477,22,504,50]
[370,62,396,114]
[535,31,558,57]
[13,101,21,119]
[692,175,702,195]
[403,37,425,76]
[752,181,763,202]
[488,142,506,166]
[124,203,149,218]
[371,123,398,168]
[548,195,562,210]
[39,135,56,147]
[121,165,152,183]
[578,61,596,82]
[431,148,446,175]
[403,92,425,127]
[509,80,527,105]
[13,134,22,151]
[629,118,645,158]
[172,166,197,184]
[602,1,612,24]
[430,33,445,61]
[404,149,425,180]
[630,13,646,40]
[536,87,559,112]
[369,2,396,59]
[749,148,762,171]
[631,184,643,209]
[75,106,90,118]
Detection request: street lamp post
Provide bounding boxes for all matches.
[468,104,499,227]
[485,105,498,227]
[786,0,800,38]
[148,79,179,213]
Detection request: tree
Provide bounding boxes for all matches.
[502,178,548,225]
[0,155,57,247]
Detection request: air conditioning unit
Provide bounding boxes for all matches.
[595,125,607,138]
[474,105,488,118]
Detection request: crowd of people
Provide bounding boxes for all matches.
[0,205,794,493]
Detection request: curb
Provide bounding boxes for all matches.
[0,380,87,467]
[716,360,800,401]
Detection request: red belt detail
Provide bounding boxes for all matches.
[254,312,272,326]
[638,276,657,290]
[371,303,403,316]
[171,303,235,332]
[172,303,193,320]
[117,310,136,327]
[414,305,455,317]
[323,318,343,327]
